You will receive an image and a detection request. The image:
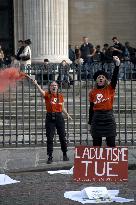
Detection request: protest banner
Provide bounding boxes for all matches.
[74,146,128,182]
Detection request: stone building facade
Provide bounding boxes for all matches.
[0,0,136,62]
[69,0,136,48]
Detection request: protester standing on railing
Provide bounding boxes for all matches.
[88,56,120,147]
[28,79,72,164]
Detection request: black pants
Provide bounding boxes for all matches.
[93,136,116,147]
[46,112,67,155]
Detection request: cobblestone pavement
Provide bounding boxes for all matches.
[0,170,136,205]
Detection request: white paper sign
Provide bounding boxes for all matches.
[0,174,20,186]
[81,187,110,200]
[64,187,134,204]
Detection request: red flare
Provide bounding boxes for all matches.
[0,67,27,92]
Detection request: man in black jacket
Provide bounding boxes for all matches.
[80,36,96,65]
[111,37,125,59]
[124,42,136,63]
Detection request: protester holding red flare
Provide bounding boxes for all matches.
[28,78,72,164]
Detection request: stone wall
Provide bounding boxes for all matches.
[0,147,136,172]
[69,0,136,48]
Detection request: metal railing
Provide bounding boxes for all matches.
[0,61,136,147]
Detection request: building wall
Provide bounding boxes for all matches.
[69,0,136,48]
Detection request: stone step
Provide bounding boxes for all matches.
[0,105,136,112]
[0,113,136,120]
[0,128,135,136]
[0,122,136,129]
[1,86,136,93]
[0,110,136,119]
[1,95,136,104]
[0,111,135,119]
[1,80,136,91]
[0,132,135,146]
[0,94,136,105]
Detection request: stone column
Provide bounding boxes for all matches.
[13,0,24,51]
[14,0,69,63]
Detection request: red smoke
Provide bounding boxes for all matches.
[0,67,27,92]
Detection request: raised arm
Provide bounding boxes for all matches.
[26,75,45,97]
[110,56,120,89]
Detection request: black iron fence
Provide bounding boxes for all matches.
[0,61,136,147]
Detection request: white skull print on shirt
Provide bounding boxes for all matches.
[51,97,62,105]
[94,93,109,105]
[51,98,57,104]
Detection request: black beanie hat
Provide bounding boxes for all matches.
[24,39,32,45]
[93,70,109,81]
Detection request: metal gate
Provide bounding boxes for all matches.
[0,61,136,147]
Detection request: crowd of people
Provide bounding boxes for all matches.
[68,36,136,81]
[0,36,134,163]
[69,36,136,65]
[0,36,136,83]
[0,39,32,72]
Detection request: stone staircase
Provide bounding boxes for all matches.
[0,78,136,146]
